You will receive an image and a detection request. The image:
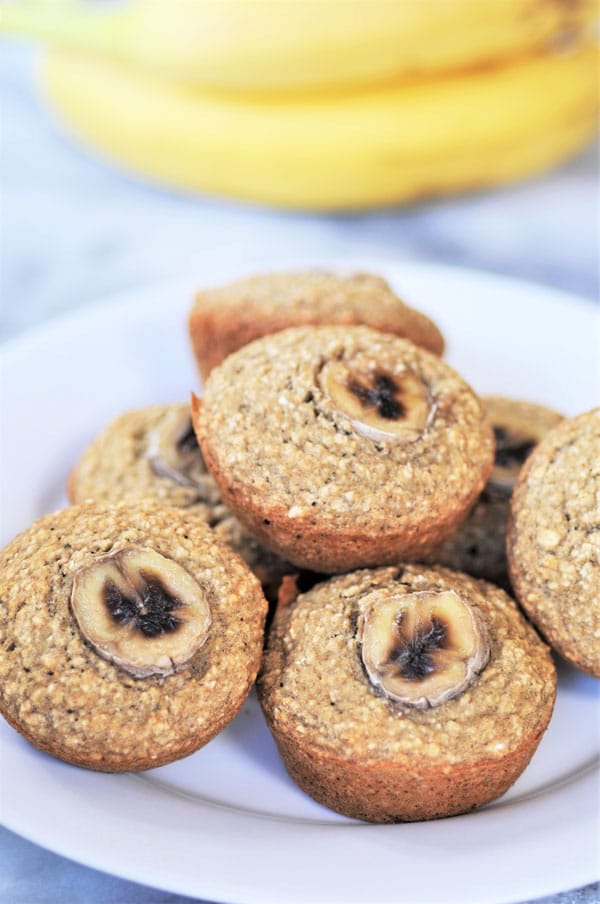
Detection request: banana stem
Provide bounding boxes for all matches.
[0,0,131,55]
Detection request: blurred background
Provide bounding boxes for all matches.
[0,2,598,903]
[0,0,598,345]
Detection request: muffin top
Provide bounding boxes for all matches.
[508,408,600,676]
[259,564,556,766]
[196,325,493,554]
[0,502,267,770]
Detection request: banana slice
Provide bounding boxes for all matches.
[488,424,538,497]
[71,546,211,678]
[320,360,434,443]
[357,589,489,710]
[146,407,206,488]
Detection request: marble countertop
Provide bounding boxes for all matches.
[0,43,598,904]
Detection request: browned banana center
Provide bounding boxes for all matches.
[346,371,405,420]
[488,424,537,496]
[357,589,490,710]
[71,546,211,678]
[386,613,448,680]
[320,360,433,443]
[103,570,182,638]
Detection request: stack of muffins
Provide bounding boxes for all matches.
[0,270,597,822]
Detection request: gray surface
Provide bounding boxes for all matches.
[0,41,598,904]
[0,826,598,904]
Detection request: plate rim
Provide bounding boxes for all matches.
[1,258,598,904]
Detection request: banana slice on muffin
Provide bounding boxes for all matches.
[194,325,493,573]
[508,408,600,677]
[422,396,563,586]
[258,564,556,822]
[0,503,267,771]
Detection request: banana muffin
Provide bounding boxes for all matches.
[508,408,600,677]
[194,325,494,573]
[0,502,267,771]
[423,397,563,586]
[68,403,293,601]
[258,564,556,822]
[189,270,444,379]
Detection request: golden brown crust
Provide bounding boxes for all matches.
[269,721,548,822]
[201,457,478,573]
[189,270,444,380]
[258,564,556,822]
[66,464,78,505]
[507,408,600,677]
[195,325,493,573]
[0,502,267,772]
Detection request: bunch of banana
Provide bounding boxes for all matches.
[2,0,598,209]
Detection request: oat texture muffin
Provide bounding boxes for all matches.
[423,396,563,586]
[69,403,292,601]
[0,503,267,771]
[69,404,221,516]
[194,325,494,573]
[189,270,444,379]
[258,564,556,822]
[508,408,600,677]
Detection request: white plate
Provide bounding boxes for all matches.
[0,259,598,904]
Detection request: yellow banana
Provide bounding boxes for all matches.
[2,0,597,91]
[40,44,598,211]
